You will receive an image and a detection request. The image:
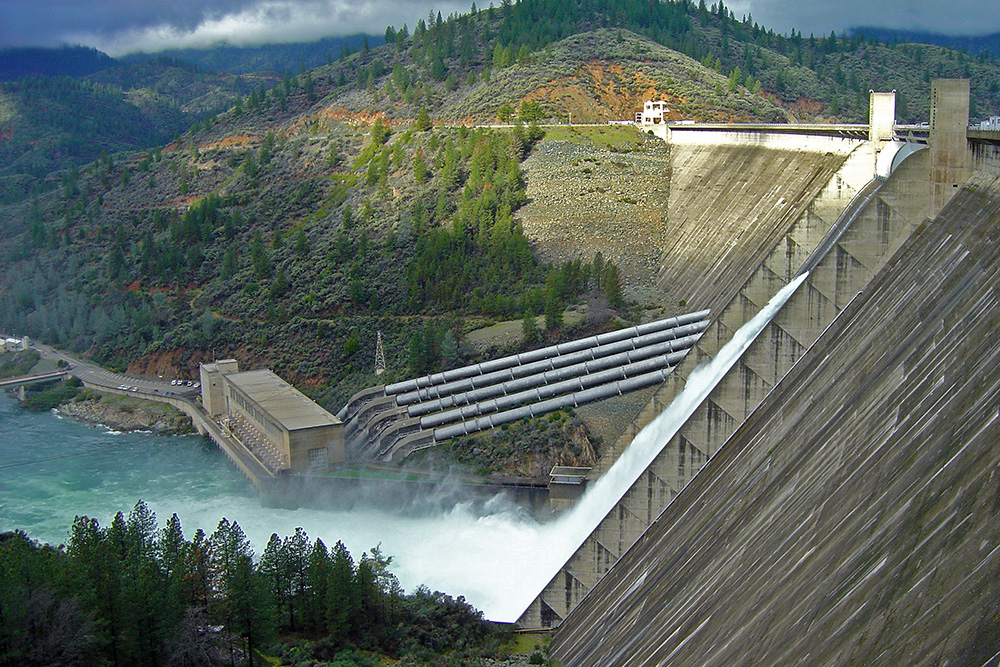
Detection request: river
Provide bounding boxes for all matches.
[0,393,554,621]
[0,275,806,623]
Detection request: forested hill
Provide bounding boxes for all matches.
[854,27,1000,60]
[1,0,1000,417]
[348,0,1000,124]
[121,34,385,75]
[0,15,783,414]
[0,46,116,81]
[0,60,257,203]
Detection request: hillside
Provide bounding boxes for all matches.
[5,0,1000,207]
[854,27,1000,60]
[0,45,116,81]
[2,0,1000,421]
[122,34,384,75]
[0,22,774,411]
[0,61,257,203]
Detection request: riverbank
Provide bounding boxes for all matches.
[56,390,195,435]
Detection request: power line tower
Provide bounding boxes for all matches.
[374,330,386,376]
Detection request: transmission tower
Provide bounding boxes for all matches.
[374,330,386,376]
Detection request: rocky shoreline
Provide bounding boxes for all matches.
[57,397,195,435]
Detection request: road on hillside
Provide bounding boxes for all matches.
[31,342,200,400]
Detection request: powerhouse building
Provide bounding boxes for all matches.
[200,360,344,473]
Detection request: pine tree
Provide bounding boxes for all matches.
[210,519,275,667]
[327,540,358,641]
[441,328,460,368]
[284,527,311,631]
[415,106,432,131]
[303,538,331,632]
[522,310,540,344]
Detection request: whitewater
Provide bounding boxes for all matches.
[0,274,806,622]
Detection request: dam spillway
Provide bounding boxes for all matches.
[550,167,1000,667]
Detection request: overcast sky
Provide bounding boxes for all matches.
[1,0,997,56]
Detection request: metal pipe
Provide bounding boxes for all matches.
[419,351,687,428]
[430,366,682,442]
[409,340,694,420]
[395,321,708,406]
[382,310,710,396]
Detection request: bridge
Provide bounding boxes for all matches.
[0,369,71,396]
[0,369,70,389]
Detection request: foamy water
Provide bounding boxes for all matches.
[0,275,806,621]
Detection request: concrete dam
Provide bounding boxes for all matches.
[551,161,1000,667]
[513,79,1000,646]
[523,81,1000,664]
[514,92,902,628]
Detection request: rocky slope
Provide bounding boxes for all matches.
[518,125,675,310]
[58,395,194,434]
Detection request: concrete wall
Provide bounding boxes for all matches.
[551,170,1000,666]
[971,136,1000,176]
[288,426,345,473]
[200,359,239,416]
[929,79,972,217]
[652,133,866,317]
[515,143,929,629]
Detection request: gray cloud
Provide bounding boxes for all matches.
[728,0,1000,37]
[1,0,998,55]
[0,0,468,54]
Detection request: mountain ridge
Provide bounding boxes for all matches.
[1,0,1000,412]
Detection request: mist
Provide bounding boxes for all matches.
[0,275,806,623]
[189,272,807,622]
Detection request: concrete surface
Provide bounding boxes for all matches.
[516,131,903,629]
[551,170,1000,667]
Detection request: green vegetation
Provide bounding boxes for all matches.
[0,110,626,412]
[21,376,83,412]
[369,0,1000,123]
[410,409,599,478]
[1,0,998,418]
[0,349,39,379]
[0,501,508,666]
[0,63,252,204]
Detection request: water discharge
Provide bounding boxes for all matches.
[0,274,807,622]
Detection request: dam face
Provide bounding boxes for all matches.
[550,168,1000,666]
[516,114,918,629]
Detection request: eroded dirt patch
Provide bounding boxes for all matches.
[517,128,677,312]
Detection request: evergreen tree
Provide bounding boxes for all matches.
[303,538,331,632]
[441,328,460,368]
[544,296,563,331]
[327,540,358,641]
[415,106,432,131]
[283,528,310,631]
[522,310,540,344]
[210,519,275,667]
